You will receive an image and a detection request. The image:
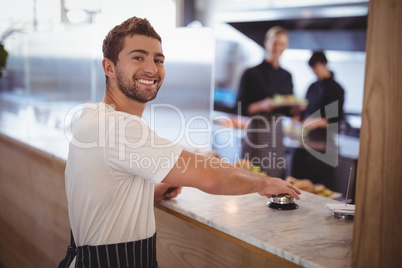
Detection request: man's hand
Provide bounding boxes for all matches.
[257,176,301,199]
[154,182,182,202]
[247,97,278,115]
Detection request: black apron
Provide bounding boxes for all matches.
[242,112,286,179]
[59,231,158,268]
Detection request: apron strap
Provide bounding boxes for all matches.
[58,230,77,268]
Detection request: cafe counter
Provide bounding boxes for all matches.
[155,187,353,268]
[0,101,353,268]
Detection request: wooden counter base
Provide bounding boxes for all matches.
[0,133,300,268]
[155,204,301,268]
[0,134,70,268]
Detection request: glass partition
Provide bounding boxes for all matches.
[0,0,215,150]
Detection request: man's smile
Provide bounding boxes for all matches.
[137,78,157,85]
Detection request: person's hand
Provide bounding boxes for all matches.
[247,97,277,115]
[263,97,278,112]
[292,114,301,122]
[258,177,301,199]
[289,103,306,117]
[154,182,182,202]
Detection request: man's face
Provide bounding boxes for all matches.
[265,33,289,61]
[114,34,165,103]
[311,62,327,80]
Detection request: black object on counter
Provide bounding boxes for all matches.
[267,202,299,210]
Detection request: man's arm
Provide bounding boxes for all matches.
[162,150,301,199]
[247,97,278,115]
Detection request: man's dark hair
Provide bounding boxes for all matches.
[102,17,161,65]
[308,51,328,67]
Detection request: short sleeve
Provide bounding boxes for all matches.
[104,113,183,184]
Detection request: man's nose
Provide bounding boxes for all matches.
[142,58,157,75]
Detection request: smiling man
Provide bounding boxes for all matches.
[62,17,300,268]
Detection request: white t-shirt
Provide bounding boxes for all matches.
[65,103,183,247]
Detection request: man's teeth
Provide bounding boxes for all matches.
[138,79,154,85]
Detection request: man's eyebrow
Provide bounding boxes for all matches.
[127,49,165,59]
[127,49,148,55]
[155,52,165,59]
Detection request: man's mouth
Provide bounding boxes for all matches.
[137,78,156,85]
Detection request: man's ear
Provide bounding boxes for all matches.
[102,58,116,79]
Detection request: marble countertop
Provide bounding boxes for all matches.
[0,102,69,161]
[0,97,353,268]
[159,188,353,268]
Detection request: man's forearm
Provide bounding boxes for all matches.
[163,151,300,199]
[203,160,269,195]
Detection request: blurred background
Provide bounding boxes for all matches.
[0,0,367,197]
[0,0,366,131]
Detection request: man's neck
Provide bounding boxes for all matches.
[265,57,280,69]
[319,69,332,81]
[102,87,146,117]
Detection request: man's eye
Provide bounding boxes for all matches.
[133,56,142,60]
[155,59,164,64]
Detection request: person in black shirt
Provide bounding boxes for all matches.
[236,26,293,179]
[299,51,345,130]
[290,51,345,189]
[236,26,293,116]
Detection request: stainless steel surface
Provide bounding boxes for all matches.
[213,2,369,51]
[270,194,296,205]
[215,2,369,22]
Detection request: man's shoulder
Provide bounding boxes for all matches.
[243,62,275,76]
[278,67,292,77]
[306,81,322,93]
[246,60,276,70]
[326,77,345,93]
[72,102,139,134]
[262,62,292,77]
[244,63,262,74]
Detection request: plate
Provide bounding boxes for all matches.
[273,101,308,107]
[273,94,308,107]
